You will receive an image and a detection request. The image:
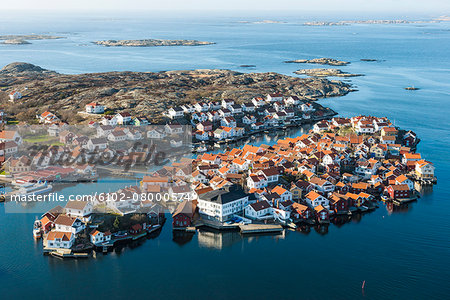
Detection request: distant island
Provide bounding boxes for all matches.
[0,34,64,45]
[237,20,286,24]
[304,19,437,26]
[285,58,349,66]
[294,68,363,77]
[93,39,215,47]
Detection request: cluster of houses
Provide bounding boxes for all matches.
[170,115,435,226]
[40,200,93,249]
[166,94,321,142]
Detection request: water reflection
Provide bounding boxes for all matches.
[385,202,414,215]
[173,230,195,246]
[197,229,242,249]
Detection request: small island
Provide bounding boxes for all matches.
[304,19,436,26]
[1,39,31,45]
[93,39,215,47]
[294,68,363,77]
[285,58,350,66]
[0,34,64,45]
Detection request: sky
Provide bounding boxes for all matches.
[2,0,449,15]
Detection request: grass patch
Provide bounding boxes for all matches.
[24,134,54,143]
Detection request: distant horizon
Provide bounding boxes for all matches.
[0,0,449,16]
[0,9,447,20]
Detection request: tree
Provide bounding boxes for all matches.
[113,217,120,230]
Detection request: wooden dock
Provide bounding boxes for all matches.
[239,224,283,234]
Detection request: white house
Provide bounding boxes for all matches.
[45,231,75,249]
[108,130,127,142]
[65,200,93,221]
[53,215,85,234]
[115,112,132,125]
[9,91,22,102]
[87,138,108,151]
[245,200,272,220]
[252,97,265,107]
[85,102,105,114]
[197,186,249,222]
[147,128,166,139]
[101,116,118,126]
[221,99,234,109]
[266,93,283,102]
[305,191,330,209]
[90,230,112,246]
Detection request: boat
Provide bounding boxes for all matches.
[33,219,42,239]
[214,143,221,148]
[196,145,207,153]
[405,86,419,90]
[17,182,52,196]
[170,140,183,148]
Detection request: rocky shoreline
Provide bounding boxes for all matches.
[0,62,354,124]
[294,68,363,78]
[93,39,215,47]
[285,58,349,66]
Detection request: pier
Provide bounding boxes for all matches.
[239,224,283,234]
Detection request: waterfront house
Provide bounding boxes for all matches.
[85,102,105,114]
[314,205,329,222]
[305,190,330,209]
[245,200,272,220]
[115,112,132,125]
[415,160,435,179]
[402,152,422,165]
[386,184,411,199]
[45,231,74,249]
[197,185,249,222]
[292,203,313,221]
[172,200,196,228]
[54,215,85,234]
[90,230,112,246]
[195,130,209,141]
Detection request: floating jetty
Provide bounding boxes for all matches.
[45,248,90,259]
[239,224,283,234]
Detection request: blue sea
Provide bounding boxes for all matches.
[0,12,449,299]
